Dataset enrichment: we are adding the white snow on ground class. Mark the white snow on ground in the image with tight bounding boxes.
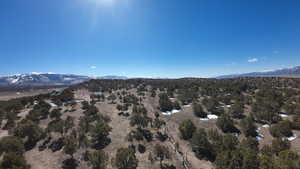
[162,109,181,116]
[200,114,219,121]
[232,132,240,137]
[200,118,209,121]
[207,114,218,119]
[256,135,265,140]
[279,114,288,118]
[287,134,297,141]
[262,124,270,128]
[172,109,180,114]
[220,105,232,108]
[49,103,57,107]
[256,127,261,133]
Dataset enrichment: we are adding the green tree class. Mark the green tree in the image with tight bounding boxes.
[154,144,171,167]
[271,138,290,155]
[275,150,300,169]
[269,120,293,138]
[193,102,207,118]
[240,137,259,153]
[240,117,257,137]
[14,119,44,150]
[91,120,112,147]
[159,93,173,112]
[0,152,30,169]
[115,147,138,169]
[0,136,24,155]
[88,150,109,169]
[191,128,215,161]
[178,120,196,140]
[63,134,77,158]
[229,102,244,119]
[216,113,238,133]
[50,109,62,119]
[259,155,276,169]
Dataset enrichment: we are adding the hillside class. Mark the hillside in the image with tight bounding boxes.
[0,73,128,86]
[216,66,300,78]
[1,77,300,169]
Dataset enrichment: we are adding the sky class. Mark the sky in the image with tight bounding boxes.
[0,0,300,78]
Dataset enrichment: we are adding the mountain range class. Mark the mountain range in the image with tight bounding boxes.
[216,66,300,78]
[0,73,127,86]
[1,66,300,86]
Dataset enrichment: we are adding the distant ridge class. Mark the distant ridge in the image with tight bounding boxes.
[216,66,300,78]
[99,75,128,80]
[0,73,128,86]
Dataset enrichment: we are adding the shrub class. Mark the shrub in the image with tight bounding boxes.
[179,120,196,140]
[193,103,207,118]
[240,117,257,137]
[216,114,238,133]
[0,136,24,155]
[269,120,293,138]
[115,147,138,169]
[88,150,108,169]
[191,128,215,161]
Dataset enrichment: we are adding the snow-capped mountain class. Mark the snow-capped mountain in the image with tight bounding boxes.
[0,73,91,86]
[216,66,300,78]
[0,73,129,86]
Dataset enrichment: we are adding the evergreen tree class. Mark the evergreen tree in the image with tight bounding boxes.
[178,120,196,140]
[115,147,138,169]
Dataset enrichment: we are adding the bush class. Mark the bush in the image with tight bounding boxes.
[0,136,24,155]
[193,103,207,118]
[291,115,300,130]
[88,150,108,169]
[0,152,30,169]
[154,144,171,166]
[138,144,146,154]
[91,120,112,149]
[216,114,238,133]
[271,138,290,155]
[229,102,244,119]
[191,128,215,161]
[240,117,257,137]
[115,147,138,169]
[269,120,293,138]
[14,119,44,150]
[159,93,173,112]
[179,120,196,140]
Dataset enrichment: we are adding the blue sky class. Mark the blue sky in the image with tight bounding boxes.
[0,0,300,78]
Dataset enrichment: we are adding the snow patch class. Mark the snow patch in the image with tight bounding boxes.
[256,135,265,140]
[200,114,219,121]
[49,103,57,107]
[207,114,219,119]
[200,118,209,121]
[279,114,288,118]
[162,109,181,116]
[287,134,297,141]
[262,124,270,128]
